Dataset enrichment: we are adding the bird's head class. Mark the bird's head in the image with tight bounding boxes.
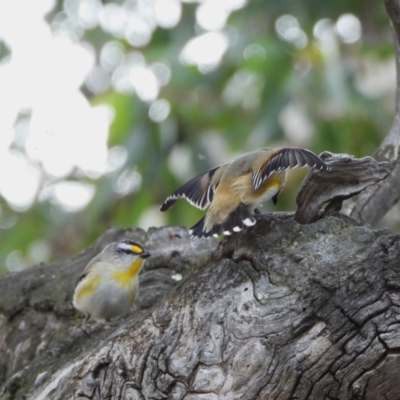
[113,239,151,263]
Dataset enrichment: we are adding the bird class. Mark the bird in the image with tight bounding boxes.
[73,239,151,334]
[160,147,330,239]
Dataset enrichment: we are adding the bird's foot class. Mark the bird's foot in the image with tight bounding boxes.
[104,321,119,330]
[82,317,92,336]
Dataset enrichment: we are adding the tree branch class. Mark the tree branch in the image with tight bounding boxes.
[344,0,400,225]
[296,152,391,224]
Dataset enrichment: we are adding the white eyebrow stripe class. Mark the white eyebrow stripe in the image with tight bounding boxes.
[118,242,133,251]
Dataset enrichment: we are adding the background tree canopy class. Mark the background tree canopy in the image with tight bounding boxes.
[0,0,394,274]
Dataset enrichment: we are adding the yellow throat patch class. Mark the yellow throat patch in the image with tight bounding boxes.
[112,258,143,288]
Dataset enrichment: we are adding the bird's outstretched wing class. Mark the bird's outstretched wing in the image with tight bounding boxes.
[160,165,222,211]
[252,148,330,190]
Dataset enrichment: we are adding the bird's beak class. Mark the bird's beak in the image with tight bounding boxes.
[140,251,151,259]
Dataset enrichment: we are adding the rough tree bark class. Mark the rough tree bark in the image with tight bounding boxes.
[1,154,399,400]
[0,226,218,399]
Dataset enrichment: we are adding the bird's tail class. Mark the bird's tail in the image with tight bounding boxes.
[189,203,256,239]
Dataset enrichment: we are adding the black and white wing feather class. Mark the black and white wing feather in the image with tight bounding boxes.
[252,148,330,190]
[160,165,221,211]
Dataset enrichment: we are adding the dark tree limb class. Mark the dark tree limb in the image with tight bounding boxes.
[296,152,391,224]
[344,0,400,225]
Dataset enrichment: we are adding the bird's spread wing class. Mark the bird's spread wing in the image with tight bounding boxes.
[252,148,330,190]
[160,165,222,211]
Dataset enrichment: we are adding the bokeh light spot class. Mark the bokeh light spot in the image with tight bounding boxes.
[243,44,266,61]
[100,41,125,72]
[167,144,195,182]
[222,70,263,110]
[6,251,27,272]
[313,19,334,41]
[180,32,229,71]
[114,168,142,195]
[0,209,17,230]
[129,66,159,102]
[138,205,166,231]
[222,0,247,11]
[99,3,126,37]
[78,0,102,29]
[52,181,95,212]
[149,99,171,123]
[150,62,171,86]
[279,102,314,145]
[196,3,228,31]
[124,13,153,47]
[336,14,362,44]
[105,146,128,174]
[28,240,51,264]
[0,151,41,211]
[275,14,308,49]
[154,0,182,29]
[86,65,111,94]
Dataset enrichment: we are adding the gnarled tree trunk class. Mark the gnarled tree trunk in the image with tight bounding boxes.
[343,0,400,224]
[0,154,399,400]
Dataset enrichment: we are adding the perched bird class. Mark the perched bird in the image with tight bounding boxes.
[73,239,151,334]
[160,147,330,238]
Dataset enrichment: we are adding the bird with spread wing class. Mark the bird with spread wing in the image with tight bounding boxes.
[160,147,330,239]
